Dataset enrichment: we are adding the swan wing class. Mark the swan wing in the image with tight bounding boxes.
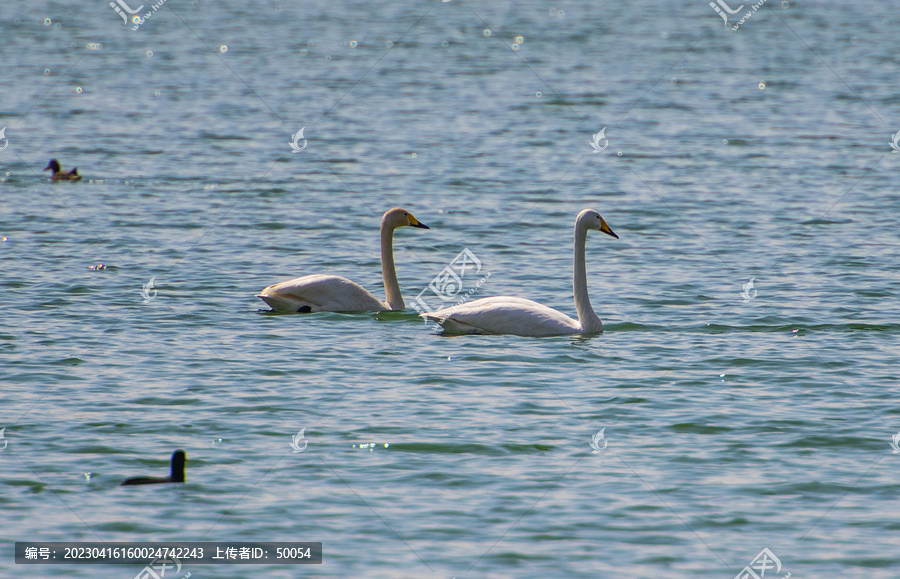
[423,296,582,336]
[257,274,386,312]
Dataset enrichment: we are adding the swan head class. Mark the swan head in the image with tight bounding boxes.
[577,209,618,239]
[382,207,430,230]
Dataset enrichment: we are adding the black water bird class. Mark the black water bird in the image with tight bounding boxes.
[121,450,186,486]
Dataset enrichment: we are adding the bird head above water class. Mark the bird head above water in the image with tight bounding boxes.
[382,207,429,230]
[43,158,81,181]
[577,208,618,239]
[121,450,186,486]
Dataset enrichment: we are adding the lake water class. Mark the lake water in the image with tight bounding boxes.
[2,0,899,577]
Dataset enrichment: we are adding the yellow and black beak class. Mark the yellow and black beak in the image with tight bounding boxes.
[600,219,618,239]
[409,214,430,229]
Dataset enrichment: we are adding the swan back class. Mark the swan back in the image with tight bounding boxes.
[257,274,385,312]
[423,297,581,336]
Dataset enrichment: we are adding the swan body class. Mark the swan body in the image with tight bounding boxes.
[256,274,385,312]
[428,297,583,336]
[423,209,617,336]
[257,208,429,312]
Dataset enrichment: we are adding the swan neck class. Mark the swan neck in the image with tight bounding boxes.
[573,224,602,332]
[381,220,404,310]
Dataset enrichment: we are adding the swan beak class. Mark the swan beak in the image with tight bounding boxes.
[600,219,618,239]
[408,214,430,229]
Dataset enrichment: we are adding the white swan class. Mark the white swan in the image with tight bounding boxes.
[422,209,618,336]
[257,208,429,312]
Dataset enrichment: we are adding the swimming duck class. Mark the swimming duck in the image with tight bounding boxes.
[43,159,82,181]
[121,450,186,486]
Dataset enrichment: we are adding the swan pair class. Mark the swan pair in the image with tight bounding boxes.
[257,208,618,337]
